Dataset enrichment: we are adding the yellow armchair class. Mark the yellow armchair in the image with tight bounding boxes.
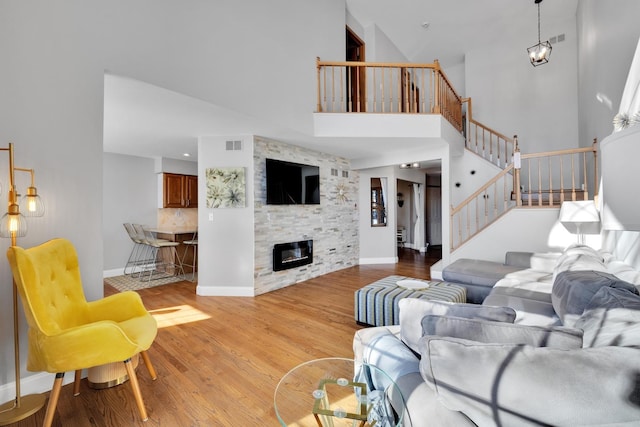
[6,238,158,426]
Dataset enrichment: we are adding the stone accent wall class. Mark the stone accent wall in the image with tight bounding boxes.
[253,137,359,295]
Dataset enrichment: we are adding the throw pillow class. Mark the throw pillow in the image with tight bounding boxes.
[421,315,583,350]
[575,286,640,347]
[419,336,640,426]
[398,298,516,353]
[551,244,606,284]
[552,270,639,327]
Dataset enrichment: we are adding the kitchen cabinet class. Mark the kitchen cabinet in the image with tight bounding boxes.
[163,173,198,208]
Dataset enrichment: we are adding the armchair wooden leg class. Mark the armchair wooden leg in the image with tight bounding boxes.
[43,373,64,427]
[73,370,82,396]
[140,350,157,380]
[124,358,148,421]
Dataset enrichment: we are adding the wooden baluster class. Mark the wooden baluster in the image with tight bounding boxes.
[329,66,334,112]
[372,68,377,113]
[420,69,424,113]
[537,158,542,206]
[380,67,385,113]
[582,151,588,200]
[560,157,565,204]
[316,58,323,112]
[571,154,576,201]
[548,156,553,206]
[493,183,497,219]
[341,66,347,113]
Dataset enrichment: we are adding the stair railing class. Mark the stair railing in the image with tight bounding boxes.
[451,138,599,250]
[450,164,516,250]
[462,97,516,168]
[514,138,599,207]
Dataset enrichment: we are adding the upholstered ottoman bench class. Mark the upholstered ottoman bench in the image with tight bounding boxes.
[354,275,466,326]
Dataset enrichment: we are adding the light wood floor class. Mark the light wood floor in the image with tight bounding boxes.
[11,247,441,427]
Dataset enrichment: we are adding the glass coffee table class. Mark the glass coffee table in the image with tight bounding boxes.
[274,357,405,426]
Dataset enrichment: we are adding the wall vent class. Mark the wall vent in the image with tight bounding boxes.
[226,140,242,151]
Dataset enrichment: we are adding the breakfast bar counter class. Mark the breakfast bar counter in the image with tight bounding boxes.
[148,227,197,276]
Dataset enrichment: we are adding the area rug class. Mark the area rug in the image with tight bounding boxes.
[104,273,187,292]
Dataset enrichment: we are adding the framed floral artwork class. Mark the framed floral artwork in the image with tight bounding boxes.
[206,167,246,208]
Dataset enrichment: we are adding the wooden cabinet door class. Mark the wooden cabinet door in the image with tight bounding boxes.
[164,173,184,208]
[184,175,198,208]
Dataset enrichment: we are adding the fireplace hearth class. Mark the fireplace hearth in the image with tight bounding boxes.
[273,240,313,271]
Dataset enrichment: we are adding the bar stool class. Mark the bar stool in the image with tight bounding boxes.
[140,227,184,281]
[123,223,145,276]
[181,231,198,282]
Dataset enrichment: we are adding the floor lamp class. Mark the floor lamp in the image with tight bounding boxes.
[0,142,46,425]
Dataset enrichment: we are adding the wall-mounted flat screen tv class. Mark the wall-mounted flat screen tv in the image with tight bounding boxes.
[266,158,320,205]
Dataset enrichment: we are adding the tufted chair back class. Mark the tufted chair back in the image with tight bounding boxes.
[9,238,90,337]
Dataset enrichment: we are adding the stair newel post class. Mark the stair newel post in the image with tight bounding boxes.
[433,60,441,114]
[316,57,322,113]
[513,136,522,207]
[592,137,599,206]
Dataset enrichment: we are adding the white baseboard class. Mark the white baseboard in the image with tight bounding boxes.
[196,285,254,297]
[359,257,398,265]
[0,371,79,404]
[103,268,125,278]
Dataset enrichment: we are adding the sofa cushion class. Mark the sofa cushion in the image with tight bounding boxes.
[504,251,560,272]
[551,244,606,284]
[575,286,640,347]
[398,298,516,353]
[442,258,523,287]
[552,270,639,327]
[483,285,559,327]
[418,337,640,426]
[391,373,476,427]
[421,315,583,350]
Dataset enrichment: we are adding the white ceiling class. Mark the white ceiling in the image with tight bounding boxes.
[103,1,578,163]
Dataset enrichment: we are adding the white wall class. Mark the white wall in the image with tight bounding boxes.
[449,150,504,207]
[0,0,346,394]
[103,153,158,273]
[359,166,397,263]
[196,136,255,296]
[465,15,579,154]
[577,0,640,147]
[447,208,573,264]
[154,157,198,175]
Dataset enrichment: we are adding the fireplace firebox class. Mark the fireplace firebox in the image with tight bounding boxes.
[273,240,313,271]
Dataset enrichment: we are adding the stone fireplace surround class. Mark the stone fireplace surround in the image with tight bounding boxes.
[253,137,359,295]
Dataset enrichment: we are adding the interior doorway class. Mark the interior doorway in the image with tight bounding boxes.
[346,26,366,112]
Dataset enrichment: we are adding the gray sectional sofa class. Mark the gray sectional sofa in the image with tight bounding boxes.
[353,244,640,426]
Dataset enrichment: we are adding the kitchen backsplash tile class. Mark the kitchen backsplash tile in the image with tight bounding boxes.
[158,208,197,228]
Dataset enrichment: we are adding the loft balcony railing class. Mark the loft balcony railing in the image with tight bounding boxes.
[316,58,463,132]
[450,138,599,250]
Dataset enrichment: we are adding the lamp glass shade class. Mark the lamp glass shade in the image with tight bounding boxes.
[528,41,552,66]
[0,211,27,238]
[559,200,601,236]
[20,190,45,217]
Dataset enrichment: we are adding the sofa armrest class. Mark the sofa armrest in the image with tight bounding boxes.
[353,325,400,363]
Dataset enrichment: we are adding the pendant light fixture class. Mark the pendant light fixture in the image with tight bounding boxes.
[527,0,552,67]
